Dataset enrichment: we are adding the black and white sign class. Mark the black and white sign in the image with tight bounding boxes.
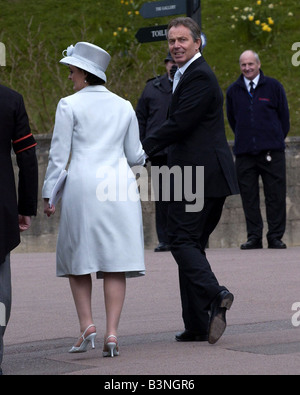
[139,0,186,19]
[135,25,168,43]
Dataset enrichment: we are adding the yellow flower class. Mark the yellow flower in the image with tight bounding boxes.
[248,15,254,21]
[135,11,139,15]
[128,11,132,15]
[262,24,272,32]
[268,17,274,25]
[123,27,128,33]
[118,27,122,31]
[257,0,261,5]
[255,20,260,25]
[113,32,118,36]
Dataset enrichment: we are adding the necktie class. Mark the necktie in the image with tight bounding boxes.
[172,69,181,93]
[249,80,254,96]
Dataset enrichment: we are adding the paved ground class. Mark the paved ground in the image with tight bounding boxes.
[2,247,300,376]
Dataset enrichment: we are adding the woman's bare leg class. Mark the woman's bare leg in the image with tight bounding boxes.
[69,274,95,336]
[103,272,126,338]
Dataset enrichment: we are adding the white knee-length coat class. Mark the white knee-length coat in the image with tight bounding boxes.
[42,85,146,278]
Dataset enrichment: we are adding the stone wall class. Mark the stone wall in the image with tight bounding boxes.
[14,135,300,253]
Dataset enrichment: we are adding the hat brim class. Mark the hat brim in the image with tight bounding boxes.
[59,56,107,82]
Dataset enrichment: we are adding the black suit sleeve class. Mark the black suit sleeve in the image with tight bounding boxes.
[135,89,148,142]
[142,66,215,157]
[12,94,38,216]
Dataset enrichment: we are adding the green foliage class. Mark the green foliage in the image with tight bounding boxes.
[106,0,143,55]
[200,0,300,138]
[230,1,277,46]
[0,0,299,138]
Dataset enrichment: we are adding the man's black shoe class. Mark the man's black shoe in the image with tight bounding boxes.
[208,290,234,344]
[154,242,170,252]
[240,239,262,250]
[268,239,286,249]
[175,330,208,342]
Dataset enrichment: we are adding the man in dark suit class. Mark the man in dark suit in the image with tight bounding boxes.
[142,17,239,344]
[0,84,38,374]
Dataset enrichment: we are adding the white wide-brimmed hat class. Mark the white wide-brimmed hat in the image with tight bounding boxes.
[60,42,111,82]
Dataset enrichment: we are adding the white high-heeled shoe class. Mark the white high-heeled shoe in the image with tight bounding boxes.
[102,335,119,357]
[69,324,97,353]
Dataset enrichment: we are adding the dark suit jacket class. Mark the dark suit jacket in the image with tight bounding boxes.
[0,84,38,264]
[136,73,172,157]
[142,56,239,198]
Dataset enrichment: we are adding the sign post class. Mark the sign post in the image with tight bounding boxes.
[186,0,201,28]
[136,0,203,44]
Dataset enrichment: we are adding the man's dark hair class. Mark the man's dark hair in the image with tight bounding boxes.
[167,17,201,42]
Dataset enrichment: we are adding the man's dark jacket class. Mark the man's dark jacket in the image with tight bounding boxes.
[136,73,172,157]
[226,70,290,155]
[0,84,38,264]
[142,56,239,198]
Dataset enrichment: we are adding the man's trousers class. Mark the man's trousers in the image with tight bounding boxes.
[0,254,12,367]
[236,151,286,243]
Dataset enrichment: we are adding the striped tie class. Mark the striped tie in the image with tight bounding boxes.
[249,80,254,96]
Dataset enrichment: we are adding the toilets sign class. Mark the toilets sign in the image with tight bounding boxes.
[135,24,168,43]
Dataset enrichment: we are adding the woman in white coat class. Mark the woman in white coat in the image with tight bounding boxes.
[43,42,146,357]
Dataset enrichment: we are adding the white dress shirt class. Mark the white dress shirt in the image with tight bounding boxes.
[172,52,202,93]
[244,73,260,92]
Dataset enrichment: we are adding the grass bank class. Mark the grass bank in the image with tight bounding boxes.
[0,0,299,138]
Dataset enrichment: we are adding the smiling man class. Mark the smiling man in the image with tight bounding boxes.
[142,17,239,345]
[226,50,290,250]
[239,50,261,81]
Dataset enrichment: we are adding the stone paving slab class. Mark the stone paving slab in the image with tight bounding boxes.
[2,247,300,375]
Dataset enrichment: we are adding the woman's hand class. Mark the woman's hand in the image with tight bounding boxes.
[44,198,56,217]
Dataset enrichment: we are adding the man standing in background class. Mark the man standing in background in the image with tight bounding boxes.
[136,53,177,252]
[226,50,290,250]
